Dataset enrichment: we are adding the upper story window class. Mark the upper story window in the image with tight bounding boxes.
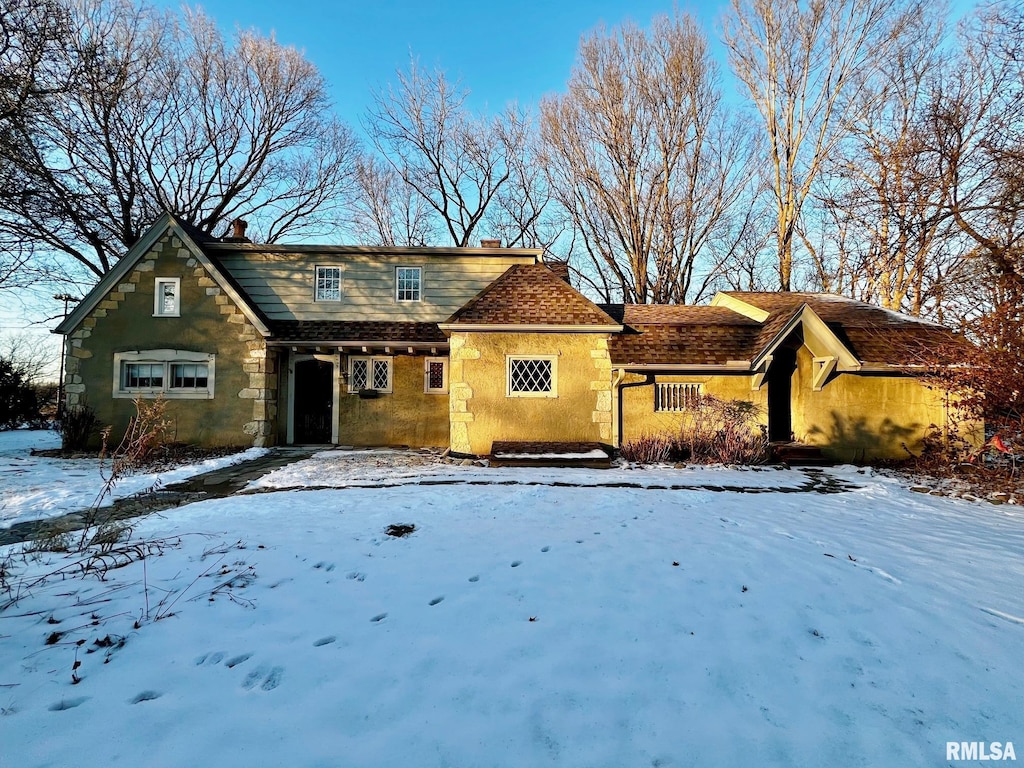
[154,277,180,317]
[507,355,557,398]
[395,267,422,302]
[316,266,342,301]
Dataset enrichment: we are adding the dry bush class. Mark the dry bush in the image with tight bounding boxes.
[678,396,768,465]
[60,402,98,451]
[620,433,680,464]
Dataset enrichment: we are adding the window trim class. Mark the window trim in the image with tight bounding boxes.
[506,355,558,398]
[153,277,181,317]
[395,266,422,302]
[315,265,343,302]
[113,350,216,399]
[347,355,393,394]
[424,357,449,394]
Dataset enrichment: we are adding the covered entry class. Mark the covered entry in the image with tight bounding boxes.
[292,356,335,444]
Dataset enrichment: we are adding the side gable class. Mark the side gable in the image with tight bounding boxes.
[55,213,270,337]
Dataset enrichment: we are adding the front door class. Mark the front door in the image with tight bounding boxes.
[294,359,333,443]
[767,347,797,442]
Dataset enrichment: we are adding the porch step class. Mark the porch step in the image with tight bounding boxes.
[489,441,612,469]
[770,441,833,466]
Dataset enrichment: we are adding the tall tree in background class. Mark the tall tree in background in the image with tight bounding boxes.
[365,60,548,249]
[811,3,960,315]
[723,0,915,291]
[0,0,359,286]
[349,153,436,247]
[542,12,758,304]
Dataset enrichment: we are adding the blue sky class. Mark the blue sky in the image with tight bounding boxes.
[154,0,729,126]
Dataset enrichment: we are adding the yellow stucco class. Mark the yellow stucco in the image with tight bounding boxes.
[448,331,613,455]
[334,354,449,447]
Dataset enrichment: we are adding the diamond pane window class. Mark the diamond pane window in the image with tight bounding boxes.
[171,362,209,389]
[316,266,341,301]
[350,358,368,390]
[395,267,421,302]
[348,356,392,393]
[507,356,556,397]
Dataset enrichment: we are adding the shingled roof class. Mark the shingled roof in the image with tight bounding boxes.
[443,264,620,328]
[600,294,966,369]
[268,321,447,345]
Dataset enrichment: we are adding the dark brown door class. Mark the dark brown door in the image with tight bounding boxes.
[767,347,797,442]
[294,359,333,443]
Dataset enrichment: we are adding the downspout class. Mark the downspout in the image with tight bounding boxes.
[614,369,655,450]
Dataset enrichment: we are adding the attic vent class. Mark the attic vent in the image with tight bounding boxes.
[479,239,501,248]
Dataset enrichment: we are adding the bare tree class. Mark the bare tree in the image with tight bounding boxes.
[810,3,962,315]
[364,58,547,248]
[349,153,436,247]
[0,0,359,284]
[542,12,759,304]
[723,0,916,290]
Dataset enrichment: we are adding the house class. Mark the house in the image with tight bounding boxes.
[55,214,979,462]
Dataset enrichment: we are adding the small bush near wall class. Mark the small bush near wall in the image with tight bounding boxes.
[620,433,681,464]
[680,396,768,465]
[60,402,99,451]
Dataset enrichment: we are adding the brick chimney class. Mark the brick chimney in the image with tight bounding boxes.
[231,218,249,240]
[479,238,501,248]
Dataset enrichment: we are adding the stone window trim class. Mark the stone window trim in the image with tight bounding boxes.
[506,355,558,398]
[395,266,422,302]
[424,357,449,394]
[113,349,216,399]
[153,277,180,317]
[347,355,393,394]
[315,265,342,302]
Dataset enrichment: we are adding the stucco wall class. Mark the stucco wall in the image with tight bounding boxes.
[619,373,766,446]
[791,346,978,462]
[448,332,613,455]
[335,354,449,447]
[64,232,278,448]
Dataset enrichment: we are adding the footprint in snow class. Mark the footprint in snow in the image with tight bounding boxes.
[130,690,162,704]
[194,651,225,666]
[541,546,550,553]
[468,575,479,583]
[225,653,252,668]
[370,613,388,623]
[313,561,335,572]
[313,636,336,647]
[48,697,88,711]
[429,596,444,606]
[511,560,522,568]
[346,571,366,582]
[242,665,284,691]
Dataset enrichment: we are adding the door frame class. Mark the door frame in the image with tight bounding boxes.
[766,346,798,443]
[287,352,340,444]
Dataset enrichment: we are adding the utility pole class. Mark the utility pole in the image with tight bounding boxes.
[53,293,76,422]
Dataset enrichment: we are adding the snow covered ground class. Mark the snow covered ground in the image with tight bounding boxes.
[1,444,1022,768]
[0,429,267,528]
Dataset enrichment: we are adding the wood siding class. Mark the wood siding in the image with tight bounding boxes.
[214,251,537,321]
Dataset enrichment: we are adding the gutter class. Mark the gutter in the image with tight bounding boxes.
[614,369,655,449]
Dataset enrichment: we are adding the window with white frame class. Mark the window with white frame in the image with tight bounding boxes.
[507,355,557,398]
[654,382,702,412]
[153,277,180,317]
[113,350,215,399]
[315,266,342,301]
[395,267,422,302]
[348,356,392,393]
[424,357,448,394]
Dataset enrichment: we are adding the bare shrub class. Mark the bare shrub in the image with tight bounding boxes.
[678,396,768,464]
[59,401,98,450]
[620,433,681,464]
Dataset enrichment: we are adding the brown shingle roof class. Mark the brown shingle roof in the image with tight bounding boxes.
[445,264,619,326]
[603,304,761,365]
[269,320,446,344]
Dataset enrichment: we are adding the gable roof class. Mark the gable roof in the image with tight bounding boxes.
[54,212,271,337]
[440,264,622,331]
